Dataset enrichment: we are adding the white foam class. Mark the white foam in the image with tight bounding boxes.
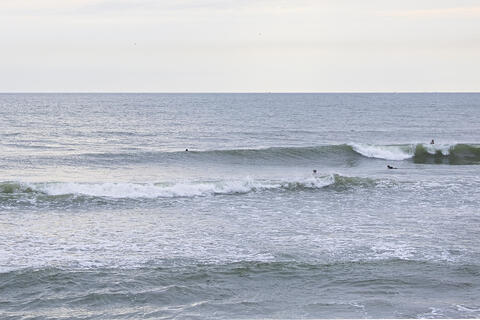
[349,143,413,160]
[421,143,452,155]
[28,176,338,199]
[296,175,336,188]
[31,181,264,198]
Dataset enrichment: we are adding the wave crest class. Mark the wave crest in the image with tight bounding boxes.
[0,174,375,202]
[349,143,413,161]
[348,143,480,164]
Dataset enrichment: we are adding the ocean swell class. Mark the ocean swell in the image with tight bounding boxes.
[73,143,480,165]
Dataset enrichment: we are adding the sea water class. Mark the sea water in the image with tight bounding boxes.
[1,93,479,319]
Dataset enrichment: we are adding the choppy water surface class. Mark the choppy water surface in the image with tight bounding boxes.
[1,93,479,319]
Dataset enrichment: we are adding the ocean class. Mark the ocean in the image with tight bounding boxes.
[1,93,479,319]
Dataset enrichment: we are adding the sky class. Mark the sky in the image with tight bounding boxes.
[1,0,479,92]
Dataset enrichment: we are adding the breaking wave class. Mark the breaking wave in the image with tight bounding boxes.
[412,144,480,164]
[350,143,480,164]
[0,174,376,203]
[349,143,413,161]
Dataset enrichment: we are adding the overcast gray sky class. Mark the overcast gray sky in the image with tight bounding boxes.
[1,0,479,92]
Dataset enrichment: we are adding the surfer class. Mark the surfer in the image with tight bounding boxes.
[387,165,397,169]
[430,139,434,144]
[185,148,189,151]
[312,169,318,176]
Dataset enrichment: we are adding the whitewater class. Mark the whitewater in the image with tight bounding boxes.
[1,93,479,319]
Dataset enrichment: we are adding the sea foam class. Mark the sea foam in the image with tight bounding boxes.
[349,143,413,160]
[12,174,362,199]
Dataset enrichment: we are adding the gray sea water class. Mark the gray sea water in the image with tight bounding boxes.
[1,93,480,319]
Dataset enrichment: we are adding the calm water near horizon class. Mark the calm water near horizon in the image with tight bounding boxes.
[1,93,480,319]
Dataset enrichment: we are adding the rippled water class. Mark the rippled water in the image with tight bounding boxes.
[1,93,479,319]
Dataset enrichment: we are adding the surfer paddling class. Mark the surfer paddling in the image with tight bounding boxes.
[387,165,397,169]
